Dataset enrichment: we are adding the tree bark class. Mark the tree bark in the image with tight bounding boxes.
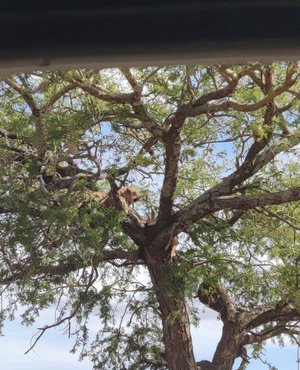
[146,252,197,370]
[211,322,244,370]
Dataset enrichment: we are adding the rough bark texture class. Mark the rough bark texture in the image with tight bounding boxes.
[211,323,244,370]
[145,249,197,370]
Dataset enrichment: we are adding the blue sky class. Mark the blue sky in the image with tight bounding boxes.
[1,307,298,370]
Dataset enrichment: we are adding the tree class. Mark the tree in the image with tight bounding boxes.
[0,63,299,370]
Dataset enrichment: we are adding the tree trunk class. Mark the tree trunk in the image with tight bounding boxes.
[211,322,244,370]
[146,255,197,370]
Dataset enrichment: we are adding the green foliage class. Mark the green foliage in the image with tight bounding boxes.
[0,64,299,370]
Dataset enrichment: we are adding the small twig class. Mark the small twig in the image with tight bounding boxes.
[24,301,81,354]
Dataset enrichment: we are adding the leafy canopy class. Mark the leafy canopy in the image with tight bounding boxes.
[0,64,299,370]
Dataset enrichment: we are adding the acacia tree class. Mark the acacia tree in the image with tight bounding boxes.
[0,63,299,370]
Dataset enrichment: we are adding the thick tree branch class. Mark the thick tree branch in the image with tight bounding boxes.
[4,77,45,154]
[178,110,274,215]
[192,85,300,213]
[197,283,239,322]
[173,127,300,232]
[243,302,300,330]
[0,248,141,286]
[226,210,245,227]
[176,186,300,231]
[121,68,141,92]
[3,78,39,115]
[71,77,134,104]
[75,75,163,139]
[122,68,164,139]
[197,283,299,370]
[0,205,13,214]
[189,64,297,117]
[245,324,299,345]
[154,66,257,226]
[192,67,239,108]
[40,82,77,112]
[157,131,181,225]
[213,187,300,211]
[187,87,277,216]
[0,129,32,145]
